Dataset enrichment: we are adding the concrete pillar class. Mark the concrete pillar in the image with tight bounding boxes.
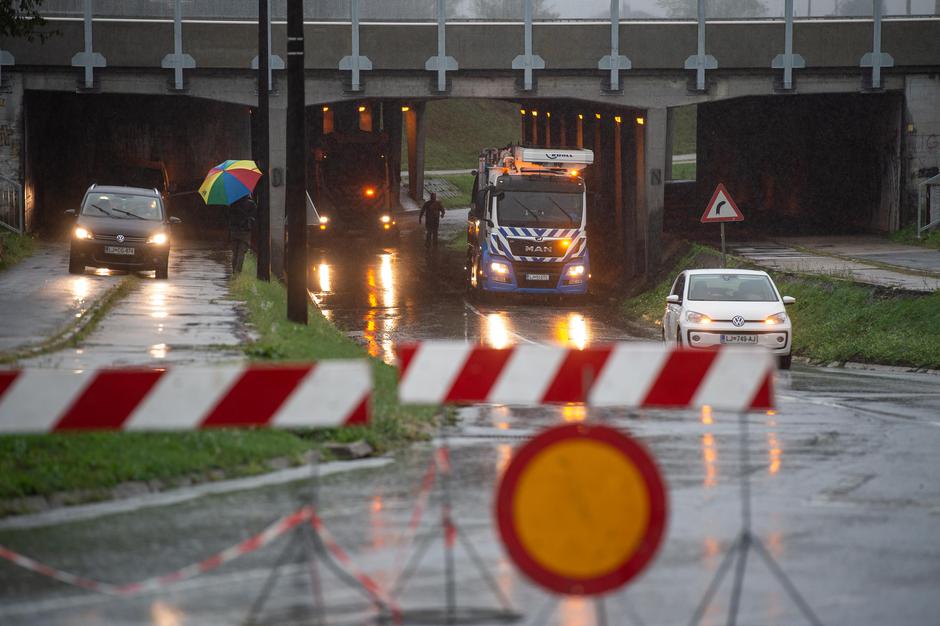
[530,111,538,145]
[576,114,584,148]
[904,76,940,225]
[664,108,675,181]
[386,101,403,210]
[269,103,287,278]
[613,116,623,253]
[406,101,426,202]
[558,113,568,148]
[544,112,552,146]
[520,106,528,143]
[639,108,667,276]
[0,72,25,231]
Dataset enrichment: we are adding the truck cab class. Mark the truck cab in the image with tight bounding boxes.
[467,146,593,297]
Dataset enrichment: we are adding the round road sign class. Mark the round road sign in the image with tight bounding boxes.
[496,423,667,595]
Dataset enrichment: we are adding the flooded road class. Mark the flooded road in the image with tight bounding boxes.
[2,221,939,625]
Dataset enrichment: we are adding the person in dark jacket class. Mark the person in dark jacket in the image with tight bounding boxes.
[229,194,257,273]
[418,193,445,249]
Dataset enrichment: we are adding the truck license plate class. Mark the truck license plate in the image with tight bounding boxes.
[104,246,135,256]
[526,273,550,281]
[720,334,758,344]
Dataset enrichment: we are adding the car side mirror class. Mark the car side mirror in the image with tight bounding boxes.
[64,209,76,216]
[782,296,796,305]
[169,216,182,225]
[666,294,680,304]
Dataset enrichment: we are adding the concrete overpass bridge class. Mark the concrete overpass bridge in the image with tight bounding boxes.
[1,0,938,276]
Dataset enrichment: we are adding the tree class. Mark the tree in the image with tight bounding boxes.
[462,0,559,20]
[1,0,53,42]
[657,0,768,19]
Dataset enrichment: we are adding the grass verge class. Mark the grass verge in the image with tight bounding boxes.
[439,174,475,209]
[0,232,35,271]
[889,223,940,250]
[623,243,940,369]
[0,257,436,506]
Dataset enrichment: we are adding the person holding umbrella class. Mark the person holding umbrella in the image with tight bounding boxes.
[198,160,262,274]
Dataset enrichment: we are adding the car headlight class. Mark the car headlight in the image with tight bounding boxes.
[147,232,168,245]
[490,261,510,275]
[566,264,585,277]
[686,311,712,324]
[74,227,93,240]
[380,215,391,224]
[764,312,787,325]
[319,216,329,224]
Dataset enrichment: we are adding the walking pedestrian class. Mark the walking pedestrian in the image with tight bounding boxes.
[229,194,257,274]
[419,192,445,249]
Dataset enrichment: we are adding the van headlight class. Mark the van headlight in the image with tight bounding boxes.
[147,232,168,245]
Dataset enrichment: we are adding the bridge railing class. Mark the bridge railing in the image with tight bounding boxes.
[35,0,940,21]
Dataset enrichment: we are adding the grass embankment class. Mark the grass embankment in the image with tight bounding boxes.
[889,223,940,250]
[407,100,523,170]
[0,232,35,271]
[0,257,436,508]
[439,174,475,209]
[624,243,940,369]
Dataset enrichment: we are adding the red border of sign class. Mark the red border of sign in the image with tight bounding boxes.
[495,423,668,596]
[701,183,744,223]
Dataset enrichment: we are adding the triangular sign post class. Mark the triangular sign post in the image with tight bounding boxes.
[701,183,744,223]
[701,184,743,267]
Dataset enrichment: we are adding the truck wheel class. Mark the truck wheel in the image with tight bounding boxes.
[155,259,169,280]
[68,254,84,275]
[778,355,792,370]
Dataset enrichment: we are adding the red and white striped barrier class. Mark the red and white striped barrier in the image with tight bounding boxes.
[0,361,371,433]
[398,343,775,411]
[0,507,312,596]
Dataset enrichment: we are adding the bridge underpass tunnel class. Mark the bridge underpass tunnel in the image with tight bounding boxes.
[24,91,251,239]
[668,93,903,238]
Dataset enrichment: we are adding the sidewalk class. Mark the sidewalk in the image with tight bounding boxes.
[0,243,114,354]
[730,236,940,292]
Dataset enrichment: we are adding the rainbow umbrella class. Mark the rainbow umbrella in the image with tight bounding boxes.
[198,160,262,206]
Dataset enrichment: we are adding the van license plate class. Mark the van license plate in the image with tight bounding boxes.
[720,334,758,344]
[526,273,550,281]
[104,246,135,256]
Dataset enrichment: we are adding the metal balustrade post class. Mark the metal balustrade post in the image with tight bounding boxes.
[861,0,894,89]
[598,0,631,92]
[161,0,196,90]
[512,0,545,91]
[339,0,373,92]
[426,0,458,93]
[683,0,717,92]
[251,0,285,90]
[772,0,806,90]
[71,0,106,89]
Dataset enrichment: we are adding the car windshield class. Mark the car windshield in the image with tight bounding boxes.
[496,191,582,228]
[687,274,778,302]
[81,192,163,221]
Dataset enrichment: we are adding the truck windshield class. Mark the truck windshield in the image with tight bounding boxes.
[496,191,582,228]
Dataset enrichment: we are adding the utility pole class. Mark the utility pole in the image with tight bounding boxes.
[256,0,271,281]
[285,0,307,323]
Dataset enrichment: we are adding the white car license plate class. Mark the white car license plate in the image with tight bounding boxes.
[720,334,758,344]
[526,273,550,281]
[104,246,135,256]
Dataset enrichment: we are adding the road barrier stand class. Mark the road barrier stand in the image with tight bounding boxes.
[399,342,824,626]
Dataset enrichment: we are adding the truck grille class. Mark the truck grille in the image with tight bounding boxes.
[512,261,561,288]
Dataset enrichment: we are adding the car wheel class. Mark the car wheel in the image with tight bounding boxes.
[68,253,84,275]
[155,259,169,280]
[778,354,792,370]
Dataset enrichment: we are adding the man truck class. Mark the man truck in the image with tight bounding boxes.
[466,145,593,298]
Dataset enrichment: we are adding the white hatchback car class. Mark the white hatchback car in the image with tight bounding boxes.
[662,269,795,369]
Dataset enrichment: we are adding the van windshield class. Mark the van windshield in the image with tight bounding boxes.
[495,191,582,228]
[81,193,164,221]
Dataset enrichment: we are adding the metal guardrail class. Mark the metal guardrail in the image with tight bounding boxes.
[0,177,24,235]
[917,173,940,238]
[34,0,940,22]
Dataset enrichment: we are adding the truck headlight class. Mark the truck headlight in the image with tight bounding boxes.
[147,232,168,245]
[74,227,93,240]
[686,311,712,324]
[490,262,510,275]
[566,264,585,277]
[319,216,329,224]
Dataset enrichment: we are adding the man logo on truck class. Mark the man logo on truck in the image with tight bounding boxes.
[525,244,554,254]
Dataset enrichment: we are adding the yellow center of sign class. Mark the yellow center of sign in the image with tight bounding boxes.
[512,439,651,579]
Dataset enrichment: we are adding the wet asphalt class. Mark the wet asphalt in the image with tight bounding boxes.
[1,218,939,625]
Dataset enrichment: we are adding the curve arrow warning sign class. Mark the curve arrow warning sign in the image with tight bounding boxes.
[701,183,744,223]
